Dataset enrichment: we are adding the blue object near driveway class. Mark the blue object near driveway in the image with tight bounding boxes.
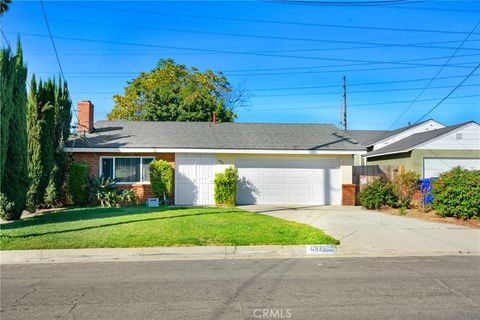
[418,178,437,205]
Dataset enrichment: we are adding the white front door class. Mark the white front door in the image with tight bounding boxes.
[423,157,480,178]
[236,157,342,205]
[175,155,216,205]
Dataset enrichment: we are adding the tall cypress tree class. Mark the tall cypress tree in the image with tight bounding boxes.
[44,78,72,206]
[26,75,44,210]
[27,74,72,209]
[1,40,28,219]
[0,48,14,186]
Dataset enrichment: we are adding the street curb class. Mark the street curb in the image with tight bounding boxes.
[1,246,479,264]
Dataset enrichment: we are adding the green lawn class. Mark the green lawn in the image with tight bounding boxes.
[0,206,338,250]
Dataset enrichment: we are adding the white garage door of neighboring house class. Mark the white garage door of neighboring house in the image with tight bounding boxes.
[175,156,216,205]
[236,158,341,205]
[423,157,480,178]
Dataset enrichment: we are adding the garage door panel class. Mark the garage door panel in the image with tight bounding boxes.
[424,157,480,178]
[236,157,341,205]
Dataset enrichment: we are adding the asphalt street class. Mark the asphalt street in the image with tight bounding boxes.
[1,256,479,320]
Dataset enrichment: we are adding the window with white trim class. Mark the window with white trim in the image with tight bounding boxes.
[100,157,155,183]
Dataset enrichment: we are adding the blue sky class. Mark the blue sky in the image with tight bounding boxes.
[2,0,479,129]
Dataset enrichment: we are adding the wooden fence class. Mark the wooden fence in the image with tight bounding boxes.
[352,165,400,204]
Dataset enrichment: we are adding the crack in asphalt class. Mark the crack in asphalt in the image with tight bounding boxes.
[435,278,479,307]
[68,291,86,320]
[209,260,285,320]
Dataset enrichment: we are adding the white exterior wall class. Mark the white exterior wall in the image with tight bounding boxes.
[417,123,480,150]
[175,152,355,205]
[373,120,445,150]
[216,153,353,184]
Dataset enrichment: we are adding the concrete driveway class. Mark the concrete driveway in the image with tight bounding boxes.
[241,205,480,255]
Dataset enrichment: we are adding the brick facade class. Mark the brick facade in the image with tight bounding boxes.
[342,184,356,206]
[71,152,175,203]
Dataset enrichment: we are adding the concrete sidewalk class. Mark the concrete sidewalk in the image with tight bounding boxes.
[2,244,478,265]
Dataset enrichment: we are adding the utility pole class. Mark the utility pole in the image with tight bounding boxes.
[339,97,343,129]
[342,75,347,130]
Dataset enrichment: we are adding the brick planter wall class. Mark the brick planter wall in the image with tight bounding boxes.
[71,152,175,203]
[342,184,356,206]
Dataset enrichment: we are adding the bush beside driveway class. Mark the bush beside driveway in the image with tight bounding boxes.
[0,206,338,250]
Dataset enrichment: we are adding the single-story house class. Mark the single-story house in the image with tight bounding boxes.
[347,120,480,178]
[65,101,366,205]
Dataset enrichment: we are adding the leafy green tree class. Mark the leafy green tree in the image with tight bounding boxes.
[0,40,28,219]
[108,59,243,122]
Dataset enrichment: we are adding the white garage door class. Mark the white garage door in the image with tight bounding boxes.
[236,158,341,205]
[175,155,216,205]
[423,157,480,178]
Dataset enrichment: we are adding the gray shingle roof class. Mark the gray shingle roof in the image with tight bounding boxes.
[348,119,438,147]
[66,121,365,151]
[345,130,387,145]
[366,121,475,157]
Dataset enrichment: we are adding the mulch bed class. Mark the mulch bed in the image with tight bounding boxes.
[380,207,480,229]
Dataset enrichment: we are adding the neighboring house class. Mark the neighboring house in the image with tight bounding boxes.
[65,101,365,206]
[347,121,480,178]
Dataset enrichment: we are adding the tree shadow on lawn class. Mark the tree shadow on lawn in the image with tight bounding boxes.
[0,205,216,231]
[1,209,238,239]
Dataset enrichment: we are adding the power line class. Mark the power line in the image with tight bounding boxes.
[0,28,13,51]
[272,0,425,6]
[67,82,479,97]
[414,63,480,124]
[387,21,480,129]
[52,2,480,35]
[1,29,31,90]
[37,64,475,79]
[32,54,478,76]
[36,74,474,92]
[252,83,478,98]
[39,0,78,126]
[243,94,480,112]
[8,14,480,51]
[250,74,471,91]
[9,31,480,68]
[39,0,66,83]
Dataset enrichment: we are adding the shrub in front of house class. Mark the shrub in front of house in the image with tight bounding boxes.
[214,167,238,207]
[359,178,397,210]
[87,176,117,207]
[68,162,89,205]
[120,188,138,206]
[86,176,138,208]
[431,167,480,219]
[149,160,173,204]
[392,171,420,208]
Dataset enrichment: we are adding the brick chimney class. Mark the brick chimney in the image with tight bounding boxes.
[77,100,94,133]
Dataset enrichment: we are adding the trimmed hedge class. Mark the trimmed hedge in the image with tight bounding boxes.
[149,160,173,203]
[68,162,89,205]
[214,167,238,207]
[432,167,480,219]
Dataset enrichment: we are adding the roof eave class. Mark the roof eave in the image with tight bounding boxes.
[65,147,367,155]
